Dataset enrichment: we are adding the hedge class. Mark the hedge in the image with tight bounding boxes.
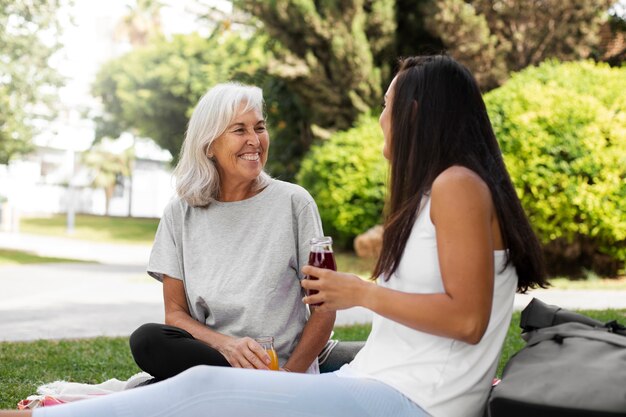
[296,116,387,248]
[297,61,626,275]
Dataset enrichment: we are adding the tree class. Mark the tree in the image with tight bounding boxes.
[234,0,396,136]
[417,0,618,89]
[114,0,163,47]
[0,0,64,164]
[235,0,618,132]
[92,32,270,162]
[110,0,164,216]
[82,144,131,216]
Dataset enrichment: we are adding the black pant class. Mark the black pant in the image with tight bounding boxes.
[130,323,364,380]
[129,323,230,382]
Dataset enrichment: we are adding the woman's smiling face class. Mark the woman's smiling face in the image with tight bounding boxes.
[210,103,269,189]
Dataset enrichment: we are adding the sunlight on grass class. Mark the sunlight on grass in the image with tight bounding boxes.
[548,276,626,290]
[20,214,159,245]
[0,249,89,265]
[335,251,376,278]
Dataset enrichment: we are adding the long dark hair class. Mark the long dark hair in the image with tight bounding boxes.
[372,55,547,293]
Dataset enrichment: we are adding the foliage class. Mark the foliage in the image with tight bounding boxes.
[92,30,307,180]
[234,0,617,138]
[0,0,64,164]
[92,32,244,162]
[297,116,387,248]
[94,1,619,180]
[417,0,618,89]
[485,60,626,275]
[234,0,395,134]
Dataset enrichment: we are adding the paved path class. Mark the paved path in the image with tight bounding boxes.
[1,231,625,342]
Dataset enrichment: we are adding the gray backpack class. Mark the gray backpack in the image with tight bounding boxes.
[487,298,626,417]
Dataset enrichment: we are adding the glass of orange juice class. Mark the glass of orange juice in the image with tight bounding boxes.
[255,336,279,370]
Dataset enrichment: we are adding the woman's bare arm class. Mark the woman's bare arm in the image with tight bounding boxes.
[282,308,335,372]
[303,167,499,344]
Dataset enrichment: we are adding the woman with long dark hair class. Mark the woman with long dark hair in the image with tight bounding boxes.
[2,55,546,417]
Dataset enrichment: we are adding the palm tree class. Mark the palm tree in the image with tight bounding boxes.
[114,0,164,47]
[110,0,163,215]
[82,148,130,216]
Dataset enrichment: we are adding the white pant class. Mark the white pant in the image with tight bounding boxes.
[34,365,428,417]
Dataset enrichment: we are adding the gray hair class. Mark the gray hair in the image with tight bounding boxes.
[173,82,271,206]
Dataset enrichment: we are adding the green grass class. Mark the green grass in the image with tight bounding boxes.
[20,214,159,245]
[2,309,625,409]
[0,249,90,265]
[335,250,377,278]
[548,276,626,290]
[0,338,140,409]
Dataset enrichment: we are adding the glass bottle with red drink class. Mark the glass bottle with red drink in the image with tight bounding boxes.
[306,236,337,306]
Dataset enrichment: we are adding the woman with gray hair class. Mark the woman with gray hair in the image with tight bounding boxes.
[128,82,335,381]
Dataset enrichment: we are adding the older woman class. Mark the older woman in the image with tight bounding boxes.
[129,83,335,381]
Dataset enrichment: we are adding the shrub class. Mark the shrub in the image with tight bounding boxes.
[297,116,387,248]
[298,61,626,275]
[485,60,626,276]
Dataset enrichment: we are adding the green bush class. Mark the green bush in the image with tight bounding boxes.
[297,116,387,248]
[298,60,626,274]
[485,60,626,275]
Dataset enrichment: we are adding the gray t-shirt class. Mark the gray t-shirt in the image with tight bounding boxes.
[147,179,324,367]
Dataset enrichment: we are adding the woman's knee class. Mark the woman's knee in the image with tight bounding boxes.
[130,323,162,351]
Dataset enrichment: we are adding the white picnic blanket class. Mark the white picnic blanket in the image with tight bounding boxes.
[18,372,152,409]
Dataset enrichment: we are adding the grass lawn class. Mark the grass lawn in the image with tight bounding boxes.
[1,309,625,409]
[547,276,626,290]
[20,214,159,245]
[0,249,90,265]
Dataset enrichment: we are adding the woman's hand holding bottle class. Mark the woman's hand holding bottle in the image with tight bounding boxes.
[301,266,373,312]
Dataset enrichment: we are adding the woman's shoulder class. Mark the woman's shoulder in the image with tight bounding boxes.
[161,196,192,218]
[270,179,315,202]
[432,166,489,194]
[430,166,492,215]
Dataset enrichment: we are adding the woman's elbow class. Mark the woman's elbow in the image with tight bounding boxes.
[457,318,489,345]
[164,310,187,327]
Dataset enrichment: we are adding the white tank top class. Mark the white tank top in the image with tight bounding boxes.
[336,196,518,417]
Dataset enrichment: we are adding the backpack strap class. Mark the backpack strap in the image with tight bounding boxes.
[606,320,626,336]
[526,322,626,348]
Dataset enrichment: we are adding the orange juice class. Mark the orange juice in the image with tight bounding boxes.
[266,348,279,371]
[255,336,279,371]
